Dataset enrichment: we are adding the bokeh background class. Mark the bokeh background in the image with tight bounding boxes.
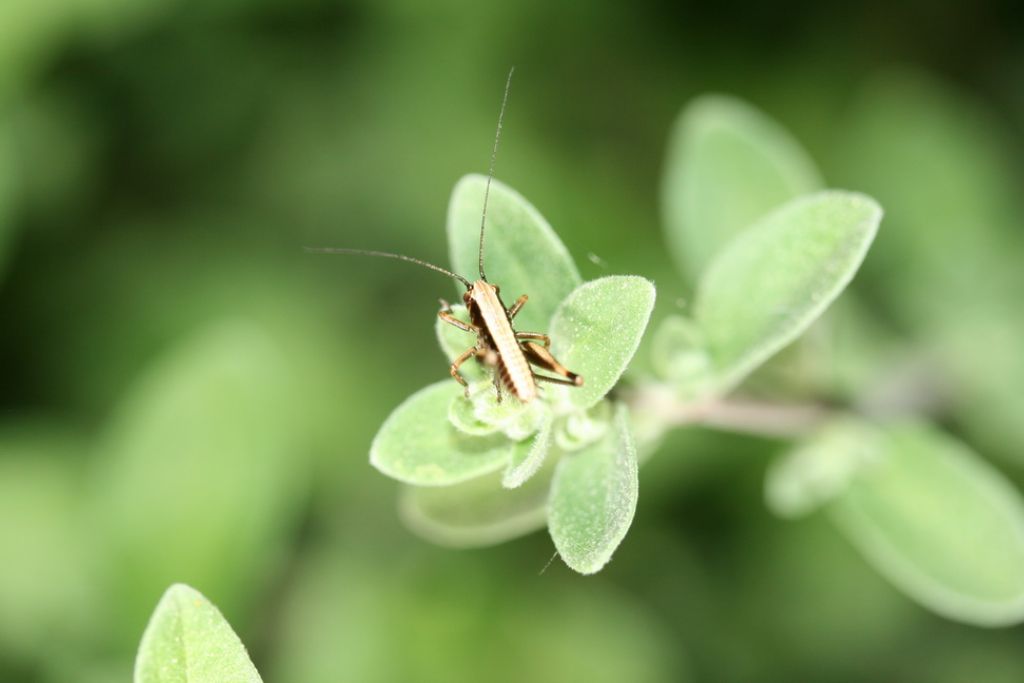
[2,1,1023,681]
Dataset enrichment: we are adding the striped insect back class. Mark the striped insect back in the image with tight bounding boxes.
[308,67,583,403]
[467,281,537,403]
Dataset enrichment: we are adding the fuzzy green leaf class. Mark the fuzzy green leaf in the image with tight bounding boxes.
[549,276,656,410]
[400,457,555,547]
[662,94,822,279]
[447,174,581,333]
[448,378,548,441]
[548,405,638,574]
[93,321,306,634]
[830,423,1024,626]
[134,584,262,683]
[503,416,553,488]
[695,191,881,395]
[371,381,513,486]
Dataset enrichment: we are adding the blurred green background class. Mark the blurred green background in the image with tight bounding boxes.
[2,1,1023,681]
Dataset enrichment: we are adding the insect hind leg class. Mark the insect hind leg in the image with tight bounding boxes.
[521,341,583,387]
[515,331,550,348]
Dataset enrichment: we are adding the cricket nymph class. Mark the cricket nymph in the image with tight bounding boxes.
[438,280,583,404]
[308,67,583,403]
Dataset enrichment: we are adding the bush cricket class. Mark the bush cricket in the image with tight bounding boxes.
[308,68,583,403]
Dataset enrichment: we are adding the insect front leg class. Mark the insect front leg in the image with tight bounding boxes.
[438,299,477,334]
[506,294,528,320]
[515,331,550,348]
[521,341,583,387]
[450,346,478,397]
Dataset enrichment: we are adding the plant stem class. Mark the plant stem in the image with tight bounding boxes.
[624,383,832,438]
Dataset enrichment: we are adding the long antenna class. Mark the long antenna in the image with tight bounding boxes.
[478,66,515,282]
[305,247,472,288]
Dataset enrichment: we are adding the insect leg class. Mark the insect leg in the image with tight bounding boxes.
[521,341,583,387]
[533,373,581,386]
[438,300,477,334]
[450,346,478,397]
[506,294,528,319]
[515,331,550,348]
[492,369,503,404]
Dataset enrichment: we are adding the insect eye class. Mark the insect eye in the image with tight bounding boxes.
[493,284,501,294]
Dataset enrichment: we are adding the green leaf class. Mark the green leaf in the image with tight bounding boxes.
[695,191,881,395]
[400,457,555,547]
[838,70,1018,323]
[549,276,656,410]
[371,381,513,486]
[503,416,553,488]
[271,549,681,683]
[447,385,500,436]
[839,70,1024,463]
[449,378,548,441]
[662,94,822,279]
[93,321,307,635]
[447,174,581,332]
[134,583,262,683]
[0,428,92,655]
[650,314,715,400]
[829,423,1024,626]
[766,419,883,519]
[553,401,612,453]
[548,405,638,574]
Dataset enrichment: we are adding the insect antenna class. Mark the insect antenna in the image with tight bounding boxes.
[478,66,515,282]
[305,247,472,288]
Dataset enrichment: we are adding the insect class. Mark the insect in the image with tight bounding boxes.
[308,68,582,404]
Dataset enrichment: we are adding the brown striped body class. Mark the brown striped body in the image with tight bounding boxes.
[465,280,538,403]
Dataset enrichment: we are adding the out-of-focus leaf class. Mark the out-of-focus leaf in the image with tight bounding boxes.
[371,381,512,486]
[838,70,1019,323]
[650,314,715,400]
[0,428,92,655]
[829,422,1024,626]
[134,584,262,683]
[92,321,307,635]
[766,420,883,519]
[695,191,881,395]
[548,405,638,574]
[840,70,1024,463]
[548,276,655,411]
[271,550,682,683]
[503,416,553,489]
[400,456,555,548]
[447,174,581,333]
[662,94,822,279]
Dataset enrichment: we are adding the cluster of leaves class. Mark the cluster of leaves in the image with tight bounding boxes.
[372,175,655,574]
[368,93,1024,629]
[663,95,1024,628]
